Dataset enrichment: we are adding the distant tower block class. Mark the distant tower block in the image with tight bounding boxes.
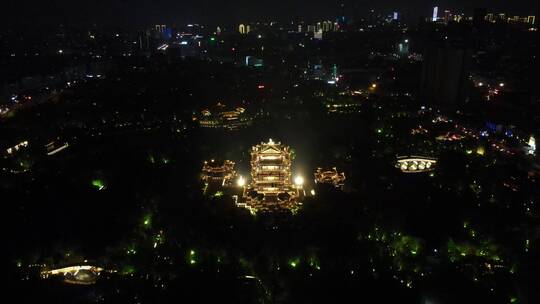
[527,136,536,155]
[239,24,250,34]
[155,25,166,33]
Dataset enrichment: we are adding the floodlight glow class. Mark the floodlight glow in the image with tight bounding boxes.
[294,175,304,186]
[237,176,246,187]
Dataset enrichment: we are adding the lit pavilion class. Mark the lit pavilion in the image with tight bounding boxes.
[314,167,346,189]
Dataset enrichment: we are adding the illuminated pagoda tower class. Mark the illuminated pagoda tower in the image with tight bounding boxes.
[240,139,302,213]
[202,159,237,193]
[314,167,346,189]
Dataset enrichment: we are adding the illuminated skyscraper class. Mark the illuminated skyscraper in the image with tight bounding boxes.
[331,64,338,82]
[527,136,536,155]
[432,7,439,22]
[398,39,410,57]
[239,24,250,34]
[322,21,333,32]
[154,25,167,39]
[314,30,323,40]
[155,25,166,33]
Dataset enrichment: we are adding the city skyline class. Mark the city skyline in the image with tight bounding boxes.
[4,1,539,303]
[2,0,540,27]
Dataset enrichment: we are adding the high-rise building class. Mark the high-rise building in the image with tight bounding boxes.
[398,39,410,57]
[239,24,250,34]
[314,30,323,40]
[420,43,472,106]
[527,16,536,25]
[155,25,166,33]
[432,7,439,22]
[138,30,151,52]
[322,21,331,32]
[154,25,167,39]
[527,136,536,155]
[338,1,347,27]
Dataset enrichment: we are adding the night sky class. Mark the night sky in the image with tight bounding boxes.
[3,0,540,27]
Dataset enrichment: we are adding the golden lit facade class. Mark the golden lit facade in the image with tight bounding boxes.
[239,139,301,213]
[197,104,251,130]
[202,159,237,188]
[314,167,346,189]
[251,139,292,194]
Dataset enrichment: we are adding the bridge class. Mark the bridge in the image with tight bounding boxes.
[396,156,437,173]
[41,265,104,285]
